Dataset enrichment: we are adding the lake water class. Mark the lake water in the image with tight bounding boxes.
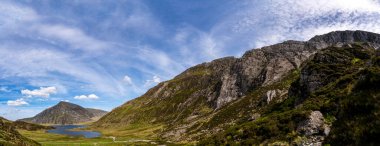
[47,125,101,138]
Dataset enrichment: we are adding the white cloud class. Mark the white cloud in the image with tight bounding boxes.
[123,75,133,85]
[21,86,57,98]
[74,94,99,100]
[7,98,28,106]
[0,86,10,92]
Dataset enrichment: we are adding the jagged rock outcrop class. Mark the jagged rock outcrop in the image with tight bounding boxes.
[296,111,330,146]
[309,30,380,49]
[215,30,380,109]
[215,41,318,108]
[20,101,107,125]
[263,89,287,104]
[297,111,329,136]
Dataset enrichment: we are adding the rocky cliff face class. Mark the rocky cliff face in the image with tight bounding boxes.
[200,39,380,145]
[20,101,107,125]
[92,30,380,145]
[215,41,318,108]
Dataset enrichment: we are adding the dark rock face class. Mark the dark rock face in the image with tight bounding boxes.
[20,101,107,125]
[297,111,326,136]
[291,43,374,100]
[296,111,330,146]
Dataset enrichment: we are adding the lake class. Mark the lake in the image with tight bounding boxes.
[47,125,101,138]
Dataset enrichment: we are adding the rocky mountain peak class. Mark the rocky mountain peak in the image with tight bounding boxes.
[56,101,77,107]
[20,101,107,125]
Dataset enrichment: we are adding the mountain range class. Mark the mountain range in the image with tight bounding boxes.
[20,101,108,125]
[90,30,380,145]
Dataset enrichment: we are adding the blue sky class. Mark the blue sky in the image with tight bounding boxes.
[1,0,380,120]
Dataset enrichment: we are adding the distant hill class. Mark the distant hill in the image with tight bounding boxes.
[11,121,53,131]
[20,101,107,125]
[0,117,40,146]
[86,108,108,117]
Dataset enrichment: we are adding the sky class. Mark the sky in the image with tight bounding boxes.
[1,0,380,120]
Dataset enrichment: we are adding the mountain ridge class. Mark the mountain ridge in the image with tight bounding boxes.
[91,30,380,145]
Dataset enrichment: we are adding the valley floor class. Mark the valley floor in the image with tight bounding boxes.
[18,129,175,146]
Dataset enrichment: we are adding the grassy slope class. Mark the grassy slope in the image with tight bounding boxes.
[91,58,235,141]
[0,118,40,146]
[199,44,380,145]
[18,129,177,146]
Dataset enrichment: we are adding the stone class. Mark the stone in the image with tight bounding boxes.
[297,111,325,136]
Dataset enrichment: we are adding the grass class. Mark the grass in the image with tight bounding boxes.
[17,121,167,145]
[94,123,163,139]
[18,128,173,146]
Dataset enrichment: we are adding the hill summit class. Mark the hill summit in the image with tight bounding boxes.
[20,101,107,125]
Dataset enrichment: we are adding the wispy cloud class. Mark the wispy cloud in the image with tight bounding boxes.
[34,24,110,51]
[0,86,11,92]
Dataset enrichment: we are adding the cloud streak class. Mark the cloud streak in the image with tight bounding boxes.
[34,24,110,51]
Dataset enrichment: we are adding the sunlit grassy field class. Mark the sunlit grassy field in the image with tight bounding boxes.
[17,124,176,146]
